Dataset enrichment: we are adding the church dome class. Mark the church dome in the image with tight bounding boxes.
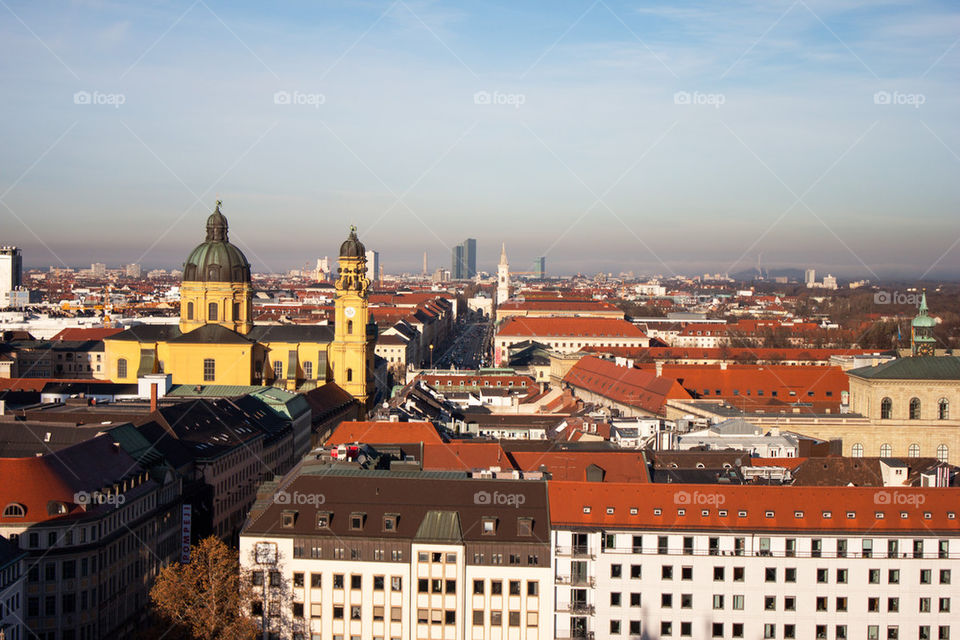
[182,202,252,283]
[340,225,366,258]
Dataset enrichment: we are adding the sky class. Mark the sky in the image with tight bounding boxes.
[0,0,958,280]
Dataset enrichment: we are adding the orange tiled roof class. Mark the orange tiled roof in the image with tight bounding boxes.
[548,481,960,532]
[511,451,648,483]
[324,421,445,446]
[498,317,647,338]
[421,442,509,471]
[635,363,848,402]
[50,327,124,341]
[563,356,691,415]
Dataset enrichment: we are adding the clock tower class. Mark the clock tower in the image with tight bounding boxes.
[331,226,375,413]
[911,290,937,357]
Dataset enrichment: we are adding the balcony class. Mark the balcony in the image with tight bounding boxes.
[561,603,596,615]
[556,634,595,640]
[555,575,596,587]
[556,546,595,559]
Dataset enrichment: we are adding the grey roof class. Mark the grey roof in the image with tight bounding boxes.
[168,324,253,344]
[247,324,335,343]
[848,356,960,380]
[710,418,760,435]
[106,324,183,342]
[415,510,462,543]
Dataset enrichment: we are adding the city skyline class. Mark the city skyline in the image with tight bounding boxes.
[1,1,959,279]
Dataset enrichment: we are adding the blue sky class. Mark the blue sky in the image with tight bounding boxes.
[1,0,958,279]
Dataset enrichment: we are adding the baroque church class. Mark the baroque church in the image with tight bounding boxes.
[103,203,376,410]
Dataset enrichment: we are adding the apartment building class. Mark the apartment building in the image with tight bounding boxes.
[551,482,959,640]
[240,469,553,640]
[0,534,25,640]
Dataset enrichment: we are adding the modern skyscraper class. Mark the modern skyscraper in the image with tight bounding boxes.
[450,239,477,279]
[0,246,22,308]
[91,262,107,277]
[365,249,379,284]
[535,256,546,279]
[804,269,816,286]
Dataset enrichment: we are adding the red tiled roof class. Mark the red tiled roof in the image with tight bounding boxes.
[497,317,647,338]
[324,421,445,446]
[749,457,808,470]
[548,481,960,532]
[582,346,881,362]
[563,356,691,415]
[497,299,621,312]
[635,363,848,402]
[511,451,648,482]
[421,442,509,471]
[50,327,124,341]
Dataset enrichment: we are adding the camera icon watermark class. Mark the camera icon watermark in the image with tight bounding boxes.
[674,490,725,506]
[273,90,325,108]
[674,91,725,109]
[474,490,526,508]
[874,491,925,507]
[873,91,925,108]
[873,291,922,306]
[473,90,525,109]
[274,490,326,506]
[74,490,126,506]
[73,90,126,109]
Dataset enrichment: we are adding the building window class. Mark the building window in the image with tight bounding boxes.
[910,397,921,420]
[304,361,313,379]
[208,302,218,321]
[187,301,194,319]
[347,320,353,334]
[232,301,240,321]
[909,443,920,457]
[880,397,892,419]
[938,444,949,463]
[203,358,215,382]
[346,368,353,382]
[880,443,892,457]
[851,443,864,458]
[939,399,950,420]
[274,360,283,379]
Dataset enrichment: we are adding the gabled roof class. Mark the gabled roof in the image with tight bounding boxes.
[848,356,960,380]
[509,450,649,483]
[325,421,446,446]
[105,324,183,342]
[168,323,253,344]
[50,327,124,341]
[563,356,691,415]
[497,317,647,338]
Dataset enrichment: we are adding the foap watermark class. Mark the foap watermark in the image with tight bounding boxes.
[674,490,726,506]
[473,90,525,109]
[74,490,126,506]
[274,490,326,506]
[474,490,526,508]
[674,91,725,109]
[874,491,926,507]
[274,90,326,108]
[873,91,925,108]
[73,90,126,108]
[874,290,922,306]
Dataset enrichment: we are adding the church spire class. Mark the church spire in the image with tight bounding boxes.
[205,200,229,242]
[499,243,508,266]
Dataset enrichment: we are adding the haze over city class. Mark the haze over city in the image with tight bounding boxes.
[1,0,959,278]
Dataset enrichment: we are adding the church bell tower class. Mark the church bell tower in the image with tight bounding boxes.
[330,226,375,412]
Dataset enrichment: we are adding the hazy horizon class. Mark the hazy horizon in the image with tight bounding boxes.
[2,0,959,280]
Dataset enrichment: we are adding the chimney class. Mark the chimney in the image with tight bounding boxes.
[655,361,663,377]
[150,383,158,413]
[720,361,728,370]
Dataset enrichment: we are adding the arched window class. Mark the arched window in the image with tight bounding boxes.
[346,368,353,382]
[117,358,127,378]
[851,443,864,458]
[187,301,194,320]
[937,444,949,463]
[879,443,892,457]
[2,503,25,518]
[880,397,892,420]
[939,398,950,420]
[909,397,921,420]
[208,302,218,322]
[908,443,920,457]
[347,320,353,334]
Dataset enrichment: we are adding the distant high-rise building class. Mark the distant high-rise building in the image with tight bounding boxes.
[451,238,477,279]
[365,250,379,283]
[804,269,816,286]
[0,246,22,308]
[534,256,546,279]
[822,274,838,290]
[91,262,107,277]
[316,257,330,281]
[422,251,428,277]
[124,263,142,278]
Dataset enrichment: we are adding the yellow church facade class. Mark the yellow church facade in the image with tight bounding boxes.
[103,204,375,410]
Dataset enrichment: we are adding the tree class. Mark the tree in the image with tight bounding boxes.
[149,536,258,640]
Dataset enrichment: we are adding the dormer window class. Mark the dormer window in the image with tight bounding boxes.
[481,517,497,535]
[3,503,26,518]
[518,518,533,537]
[350,512,366,530]
[316,512,331,529]
[281,510,297,528]
[383,514,398,532]
[47,501,68,516]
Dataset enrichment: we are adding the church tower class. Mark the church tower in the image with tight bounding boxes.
[330,226,375,412]
[179,201,253,335]
[911,291,937,356]
[496,243,510,304]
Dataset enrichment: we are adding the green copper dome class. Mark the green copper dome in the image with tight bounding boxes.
[182,202,251,283]
[912,292,936,328]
